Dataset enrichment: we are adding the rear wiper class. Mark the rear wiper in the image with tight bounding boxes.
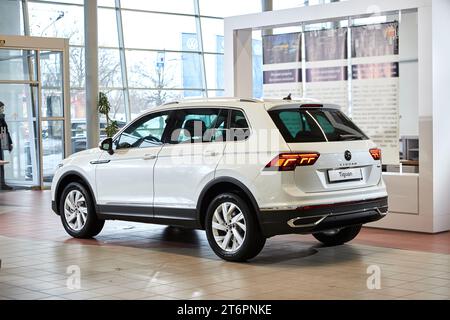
[339,134,363,141]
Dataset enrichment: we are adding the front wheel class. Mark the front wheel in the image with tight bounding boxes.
[205,193,266,262]
[313,225,362,246]
[59,182,105,239]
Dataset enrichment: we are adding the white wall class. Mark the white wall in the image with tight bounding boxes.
[432,0,450,232]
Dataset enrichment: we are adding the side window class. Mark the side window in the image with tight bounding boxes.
[169,108,226,144]
[116,112,169,149]
[228,110,250,141]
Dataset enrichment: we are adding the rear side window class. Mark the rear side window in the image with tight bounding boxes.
[166,108,250,143]
[269,108,368,143]
[228,110,250,141]
[169,108,227,144]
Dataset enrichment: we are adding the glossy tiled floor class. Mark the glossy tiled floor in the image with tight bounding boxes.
[0,190,449,300]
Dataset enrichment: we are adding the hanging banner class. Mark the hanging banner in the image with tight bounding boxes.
[262,33,302,99]
[351,22,400,165]
[304,28,348,113]
[181,33,202,97]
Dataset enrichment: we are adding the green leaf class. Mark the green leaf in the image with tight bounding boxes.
[105,120,119,138]
[98,92,119,137]
[98,92,111,115]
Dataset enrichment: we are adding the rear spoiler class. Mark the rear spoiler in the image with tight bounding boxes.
[300,104,323,108]
[268,103,341,111]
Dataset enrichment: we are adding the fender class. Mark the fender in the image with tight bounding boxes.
[53,170,97,215]
[196,176,262,228]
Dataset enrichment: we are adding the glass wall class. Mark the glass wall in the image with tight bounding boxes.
[0,0,353,132]
[2,0,262,123]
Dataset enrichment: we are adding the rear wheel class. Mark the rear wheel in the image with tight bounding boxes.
[59,182,104,239]
[205,193,266,262]
[313,225,362,246]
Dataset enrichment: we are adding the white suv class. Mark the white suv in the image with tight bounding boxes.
[51,98,388,261]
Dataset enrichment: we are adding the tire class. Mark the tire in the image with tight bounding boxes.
[313,225,362,246]
[205,193,266,262]
[59,182,104,239]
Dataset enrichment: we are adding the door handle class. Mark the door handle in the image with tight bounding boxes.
[143,154,157,160]
[204,151,219,157]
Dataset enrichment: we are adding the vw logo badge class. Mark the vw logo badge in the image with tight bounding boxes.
[345,150,352,161]
[186,38,198,51]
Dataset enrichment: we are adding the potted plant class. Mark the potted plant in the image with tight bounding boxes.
[98,92,119,138]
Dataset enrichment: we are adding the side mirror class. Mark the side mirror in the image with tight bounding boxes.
[99,138,114,155]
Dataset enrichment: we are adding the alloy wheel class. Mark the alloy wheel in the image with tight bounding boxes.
[211,202,247,252]
[64,190,88,231]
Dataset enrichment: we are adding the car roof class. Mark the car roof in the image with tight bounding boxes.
[139,97,339,116]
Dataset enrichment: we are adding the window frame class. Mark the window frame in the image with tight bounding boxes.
[165,107,227,145]
[226,108,252,142]
[269,107,369,143]
[113,106,253,148]
[163,106,252,144]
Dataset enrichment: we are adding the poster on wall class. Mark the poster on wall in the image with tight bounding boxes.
[304,28,348,113]
[351,22,400,165]
[262,33,302,99]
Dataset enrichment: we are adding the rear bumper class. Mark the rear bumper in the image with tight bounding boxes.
[259,196,388,237]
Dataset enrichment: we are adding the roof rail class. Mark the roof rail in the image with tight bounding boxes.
[161,97,262,105]
[162,100,179,106]
[239,98,262,103]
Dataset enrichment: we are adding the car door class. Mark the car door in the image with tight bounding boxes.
[95,111,171,214]
[153,108,228,220]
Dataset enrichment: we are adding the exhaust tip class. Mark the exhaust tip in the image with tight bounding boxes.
[287,215,329,228]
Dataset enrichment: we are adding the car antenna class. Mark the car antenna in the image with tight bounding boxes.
[283,93,292,101]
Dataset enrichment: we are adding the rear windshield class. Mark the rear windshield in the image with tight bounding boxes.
[269,108,368,143]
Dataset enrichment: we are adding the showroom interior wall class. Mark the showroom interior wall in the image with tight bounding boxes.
[224,0,450,233]
[431,0,450,232]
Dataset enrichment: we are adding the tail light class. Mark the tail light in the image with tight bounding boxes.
[369,148,382,161]
[265,153,320,171]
